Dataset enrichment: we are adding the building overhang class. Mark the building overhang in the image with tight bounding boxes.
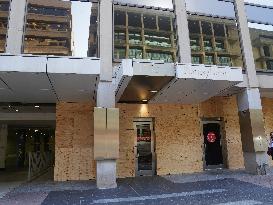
[114,59,175,103]
[0,54,100,103]
[114,60,244,104]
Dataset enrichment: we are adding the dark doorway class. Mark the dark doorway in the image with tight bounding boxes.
[203,123,223,168]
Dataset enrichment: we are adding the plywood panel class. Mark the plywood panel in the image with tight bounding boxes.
[117,104,202,177]
[117,96,244,178]
[54,97,244,181]
[54,102,95,181]
[262,98,273,166]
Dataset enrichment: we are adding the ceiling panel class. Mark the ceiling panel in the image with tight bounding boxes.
[118,75,173,103]
[0,72,56,103]
[48,73,99,102]
[150,78,239,104]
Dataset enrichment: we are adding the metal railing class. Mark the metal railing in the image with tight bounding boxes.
[28,151,53,181]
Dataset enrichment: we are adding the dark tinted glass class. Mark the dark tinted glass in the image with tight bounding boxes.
[128,12,142,27]
[0,1,9,53]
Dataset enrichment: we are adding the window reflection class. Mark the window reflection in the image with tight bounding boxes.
[88,3,99,57]
[24,1,72,56]
[249,24,273,70]
[28,5,69,16]
[24,0,99,57]
[0,0,9,53]
[113,4,176,63]
[188,16,243,67]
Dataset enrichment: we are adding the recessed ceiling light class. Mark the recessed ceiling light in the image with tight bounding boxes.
[142,99,148,102]
[35,129,38,132]
[15,109,19,112]
[150,90,158,93]
[35,105,40,108]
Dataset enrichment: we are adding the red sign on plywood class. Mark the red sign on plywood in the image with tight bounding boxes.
[207,132,216,143]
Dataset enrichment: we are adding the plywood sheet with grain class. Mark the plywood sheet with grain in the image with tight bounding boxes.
[54,102,95,181]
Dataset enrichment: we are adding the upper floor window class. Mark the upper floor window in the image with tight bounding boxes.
[0,2,9,12]
[28,5,69,16]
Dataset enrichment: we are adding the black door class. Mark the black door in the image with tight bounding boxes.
[203,123,223,166]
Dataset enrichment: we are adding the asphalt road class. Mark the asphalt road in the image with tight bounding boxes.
[42,176,273,205]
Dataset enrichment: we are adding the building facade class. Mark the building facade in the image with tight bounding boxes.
[0,0,273,189]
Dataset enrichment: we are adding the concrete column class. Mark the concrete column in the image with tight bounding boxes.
[99,0,113,81]
[173,0,191,63]
[237,89,269,175]
[234,0,259,88]
[0,125,8,169]
[6,0,27,54]
[95,0,118,189]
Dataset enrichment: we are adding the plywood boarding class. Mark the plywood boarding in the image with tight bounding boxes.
[262,98,273,166]
[118,104,203,178]
[199,96,245,170]
[54,97,244,180]
[117,96,244,178]
[54,102,96,181]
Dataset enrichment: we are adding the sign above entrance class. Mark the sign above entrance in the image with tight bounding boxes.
[207,132,216,143]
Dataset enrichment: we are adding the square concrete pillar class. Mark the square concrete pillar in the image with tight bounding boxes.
[96,0,119,189]
[94,107,119,189]
[173,0,191,63]
[237,88,269,175]
[0,125,8,169]
[6,0,27,54]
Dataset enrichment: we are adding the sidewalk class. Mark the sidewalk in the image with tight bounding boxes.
[0,169,28,199]
[1,169,273,205]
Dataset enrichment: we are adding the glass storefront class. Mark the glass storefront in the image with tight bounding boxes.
[24,0,99,57]
[186,0,243,67]
[0,0,9,53]
[113,3,176,62]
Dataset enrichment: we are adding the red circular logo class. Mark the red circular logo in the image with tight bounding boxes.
[207,132,216,143]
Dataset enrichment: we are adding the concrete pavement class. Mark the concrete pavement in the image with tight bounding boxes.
[1,169,273,205]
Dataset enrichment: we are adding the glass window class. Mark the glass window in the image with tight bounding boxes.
[246,2,273,70]
[128,12,142,27]
[188,20,200,34]
[249,23,273,70]
[0,2,9,11]
[129,32,142,45]
[113,5,176,62]
[129,48,143,59]
[190,37,201,52]
[0,1,9,53]
[143,15,157,30]
[115,10,126,26]
[24,1,99,57]
[205,55,214,65]
[158,16,171,31]
[114,47,126,59]
[214,24,225,37]
[202,22,212,36]
[187,2,243,67]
